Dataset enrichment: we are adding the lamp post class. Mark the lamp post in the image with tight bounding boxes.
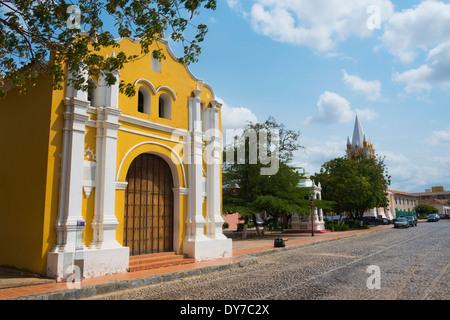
[310,193,315,237]
[231,182,240,196]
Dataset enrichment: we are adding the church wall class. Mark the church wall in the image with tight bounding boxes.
[1,37,228,279]
[0,74,56,274]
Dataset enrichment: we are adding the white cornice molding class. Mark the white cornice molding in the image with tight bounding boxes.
[119,126,185,144]
[119,113,188,136]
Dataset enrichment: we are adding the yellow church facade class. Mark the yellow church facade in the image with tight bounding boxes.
[0,37,231,281]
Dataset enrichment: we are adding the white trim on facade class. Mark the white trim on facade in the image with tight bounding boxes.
[133,78,177,101]
[119,113,188,136]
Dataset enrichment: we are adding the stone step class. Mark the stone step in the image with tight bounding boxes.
[128,252,195,272]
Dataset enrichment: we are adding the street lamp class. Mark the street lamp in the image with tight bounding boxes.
[231,182,240,196]
[309,193,315,237]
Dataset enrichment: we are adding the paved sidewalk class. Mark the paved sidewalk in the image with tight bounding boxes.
[0,225,393,300]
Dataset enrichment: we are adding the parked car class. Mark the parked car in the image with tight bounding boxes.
[427,214,439,222]
[381,218,391,225]
[438,214,444,220]
[394,218,409,228]
[405,216,418,227]
[363,216,379,225]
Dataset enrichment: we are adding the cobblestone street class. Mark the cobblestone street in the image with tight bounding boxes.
[88,221,450,300]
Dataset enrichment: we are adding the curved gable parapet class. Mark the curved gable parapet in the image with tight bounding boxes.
[116,36,216,100]
[134,78,156,93]
[133,79,177,101]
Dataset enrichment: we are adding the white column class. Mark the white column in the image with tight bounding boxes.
[185,86,208,242]
[90,70,122,249]
[206,100,227,240]
[317,192,324,222]
[47,68,90,281]
[53,69,90,253]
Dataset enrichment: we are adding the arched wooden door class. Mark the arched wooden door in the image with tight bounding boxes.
[124,153,174,256]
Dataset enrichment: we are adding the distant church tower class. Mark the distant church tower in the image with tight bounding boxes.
[346,115,375,160]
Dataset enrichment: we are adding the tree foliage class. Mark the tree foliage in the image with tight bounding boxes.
[413,204,438,217]
[313,155,391,220]
[0,0,216,97]
[222,117,333,236]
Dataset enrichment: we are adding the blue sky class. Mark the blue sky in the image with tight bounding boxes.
[172,0,450,193]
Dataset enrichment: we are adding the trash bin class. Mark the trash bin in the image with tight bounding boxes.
[274,238,285,247]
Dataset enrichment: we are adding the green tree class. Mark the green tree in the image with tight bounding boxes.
[314,156,390,221]
[222,117,332,237]
[413,204,438,218]
[0,0,216,97]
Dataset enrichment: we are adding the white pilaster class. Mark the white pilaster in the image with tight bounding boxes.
[185,86,208,243]
[184,87,218,261]
[48,66,129,282]
[48,68,90,281]
[206,101,228,241]
[90,69,123,249]
[52,69,90,253]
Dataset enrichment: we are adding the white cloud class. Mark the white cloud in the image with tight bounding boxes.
[381,150,450,193]
[355,108,379,121]
[431,129,450,146]
[226,0,239,9]
[342,70,382,101]
[217,98,258,131]
[294,135,346,176]
[295,141,450,192]
[393,40,450,93]
[247,0,394,53]
[381,0,450,64]
[304,91,378,124]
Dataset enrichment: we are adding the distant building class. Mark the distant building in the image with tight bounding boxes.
[388,190,418,217]
[411,186,450,215]
[290,178,326,232]
[345,116,393,219]
[411,186,450,201]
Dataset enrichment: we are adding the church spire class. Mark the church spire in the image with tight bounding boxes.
[351,115,365,148]
[346,115,375,160]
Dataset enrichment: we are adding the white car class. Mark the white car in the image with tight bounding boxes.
[394,218,408,228]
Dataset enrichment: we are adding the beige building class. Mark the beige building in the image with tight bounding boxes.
[411,186,450,201]
[418,199,450,216]
[411,186,450,216]
[388,190,418,217]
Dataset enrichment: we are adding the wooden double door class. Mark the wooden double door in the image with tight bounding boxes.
[124,153,174,256]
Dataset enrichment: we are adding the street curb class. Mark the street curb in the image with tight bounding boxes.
[5,257,259,300]
[6,226,390,300]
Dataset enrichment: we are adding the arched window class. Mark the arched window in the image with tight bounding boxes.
[138,86,151,115]
[158,93,172,119]
[87,78,96,104]
[138,90,144,113]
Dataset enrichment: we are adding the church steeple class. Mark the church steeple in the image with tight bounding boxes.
[351,115,365,148]
[346,115,375,160]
